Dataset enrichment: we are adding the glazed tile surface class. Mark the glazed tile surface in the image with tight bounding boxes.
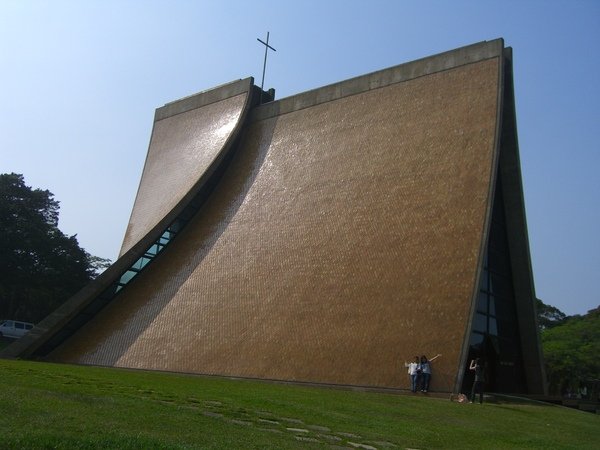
[51,58,500,390]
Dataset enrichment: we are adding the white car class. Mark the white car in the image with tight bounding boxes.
[0,320,34,339]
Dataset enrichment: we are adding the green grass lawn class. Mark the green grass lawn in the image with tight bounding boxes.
[1,359,598,449]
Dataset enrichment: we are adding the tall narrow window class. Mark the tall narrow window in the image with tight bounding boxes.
[463,174,526,393]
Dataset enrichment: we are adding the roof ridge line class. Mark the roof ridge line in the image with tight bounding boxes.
[249,39,505,122]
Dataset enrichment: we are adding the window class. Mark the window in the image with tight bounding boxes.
[477,292,488,313]
[479,270,489,291]
[469,332,484,347]
[465,173,526,393]
[473,313,487,333]
[489,317,498,336]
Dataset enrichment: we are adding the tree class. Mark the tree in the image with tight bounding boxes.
[536,298,567,331]
[541,306,600,396]
[0,173,110,323]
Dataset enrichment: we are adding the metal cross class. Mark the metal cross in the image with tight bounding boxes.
[257,31,276,93]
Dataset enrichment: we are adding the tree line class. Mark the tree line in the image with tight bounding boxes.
[0,173,110,323]
[537,298,599,397]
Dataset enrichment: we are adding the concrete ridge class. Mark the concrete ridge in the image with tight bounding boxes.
[155,77,254,121]
[248,38,505,122]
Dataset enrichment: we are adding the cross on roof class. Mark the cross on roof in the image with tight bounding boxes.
[257,32,276,96]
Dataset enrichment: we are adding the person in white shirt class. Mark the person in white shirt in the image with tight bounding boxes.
[404,356,421,393]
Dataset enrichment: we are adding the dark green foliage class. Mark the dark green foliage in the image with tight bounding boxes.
[0,173,110,323]
[541,306,600,395]
[536,298,567,330]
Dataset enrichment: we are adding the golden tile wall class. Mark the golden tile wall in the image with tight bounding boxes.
[120,93,247,256]
[51,58,500,391]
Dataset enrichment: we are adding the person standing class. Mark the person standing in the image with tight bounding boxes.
[420,354,441,392]
[404,356,421,393]
[469,358,485,404]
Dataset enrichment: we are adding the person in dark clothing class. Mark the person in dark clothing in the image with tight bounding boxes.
[469,358,484,404]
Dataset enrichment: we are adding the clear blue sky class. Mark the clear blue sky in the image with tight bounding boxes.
[1,1,598,316]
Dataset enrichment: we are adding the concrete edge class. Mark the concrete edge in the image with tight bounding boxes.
[248,38,505,122]
[455,43,506,394]
[498,48,547,395]
[155,78,254,121]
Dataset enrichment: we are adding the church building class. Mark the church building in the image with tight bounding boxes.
[2,39,546,395]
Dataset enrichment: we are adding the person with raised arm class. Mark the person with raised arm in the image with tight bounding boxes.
[419,354,441,393]
[469,358,485,404]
